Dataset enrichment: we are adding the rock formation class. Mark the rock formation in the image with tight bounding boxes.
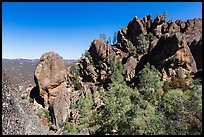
[34,52,67,108]
[116,15,202,81]
[2,68,49,135]
[88,38,114,64]
[135,32,197,80]
[28,14,202,135]
[34,52,69,129]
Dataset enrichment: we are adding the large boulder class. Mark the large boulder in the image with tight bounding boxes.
[124,55,138,82]
[2,68,49,135]
[34,52,70,130]
[34,52,67,108]
[88,38,113,64]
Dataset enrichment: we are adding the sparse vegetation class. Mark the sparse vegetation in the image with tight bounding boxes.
[70,62,80,76]
[75,82,82,90]
[136,33,150,54]
[82,50,90,58]
[99,32,117,45]
[29,98,34,103]
[36,110,42,118]
[20,95,26,100]
[163,10,168,19]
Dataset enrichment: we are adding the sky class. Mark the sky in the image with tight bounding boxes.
[2,2,202,59]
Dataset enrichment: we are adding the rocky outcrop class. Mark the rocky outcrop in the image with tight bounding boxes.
[34,52,67,108]
[53,88,70,128]
[82,38,126,84]
[189,39,202,70]
[135,32,197,80]
[123,55,138,82]
[34,52,69,129]
[117,14,153,53]
[88,38,113,64]
[149,15,166,38]
[116,14,201,81]
[2,68,49,135]
[184,18,202,70]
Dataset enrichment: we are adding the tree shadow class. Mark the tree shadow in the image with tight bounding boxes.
[30,86,45,108]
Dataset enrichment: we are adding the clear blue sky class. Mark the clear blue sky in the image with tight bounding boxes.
[2,2,202,59]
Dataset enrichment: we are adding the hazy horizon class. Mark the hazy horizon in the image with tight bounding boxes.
[2,57,78,60]
[2,2,202,60]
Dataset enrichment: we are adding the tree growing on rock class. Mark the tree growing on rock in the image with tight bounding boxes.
[99,33,107,44]
[163,10,168,19]
[112,31,117,45]
[136,33,150,54]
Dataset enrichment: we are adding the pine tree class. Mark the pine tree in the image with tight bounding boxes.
[112,31,117,45]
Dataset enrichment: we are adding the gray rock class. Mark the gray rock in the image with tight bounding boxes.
[2,68,49,135]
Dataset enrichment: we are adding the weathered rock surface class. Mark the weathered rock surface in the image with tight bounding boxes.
[2,68,49,135]
[88,38,113,64]
[135,32,197,80]
[117,15,153,53]
[189,39,202,70]
[116,15,201,81]
[53,88,70,128]
[34,51,67,108]
[34,52,70,130]
[123,55,138,82]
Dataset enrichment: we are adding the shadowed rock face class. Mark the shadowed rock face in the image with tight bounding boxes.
[2,68,48,135]
[143,33,197,79]
[34,51,67,108]
[135,33,197,80]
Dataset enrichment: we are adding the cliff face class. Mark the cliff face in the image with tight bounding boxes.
[2,68,49,135]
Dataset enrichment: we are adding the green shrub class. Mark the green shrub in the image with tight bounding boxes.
[137,63,163,102]
[44,109,51,122]
[20,95,26,100]
[70,63,80,76]
[82,50,90,57]
[163,10,168,19]
[127,40,137,54]
[64,90,97,134]
[128,101,165,135]
[29,98,34,103]
[37,109,43,118]
[136,33,150,54]
[96,81,134,134]
[177,66,184,78]
[75,82,82,90]
[147,32,154,40]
